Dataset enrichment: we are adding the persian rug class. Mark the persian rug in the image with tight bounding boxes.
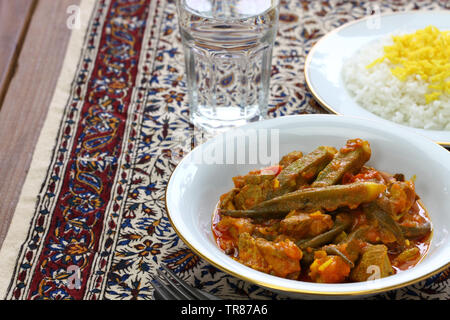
[0,0,448,300]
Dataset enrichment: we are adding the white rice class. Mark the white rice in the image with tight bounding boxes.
[342,37,450,131]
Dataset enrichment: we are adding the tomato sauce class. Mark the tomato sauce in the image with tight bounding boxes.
[212,199,432,280]
[211,141,432,283]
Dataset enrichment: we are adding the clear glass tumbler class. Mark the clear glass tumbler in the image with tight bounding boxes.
[176,0,280,132]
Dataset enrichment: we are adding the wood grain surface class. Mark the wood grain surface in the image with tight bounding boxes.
[0,0,80,249]
[0,0,36,109]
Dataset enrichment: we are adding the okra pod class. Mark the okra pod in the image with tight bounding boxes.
[363,202,405,246]
[400,222,431,239]
[324,245,355,267]
[219,182,385,219]
[312,139,371,187]
[270,146,337,198]
[296,217,352,249]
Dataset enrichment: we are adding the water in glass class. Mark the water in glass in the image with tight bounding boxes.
[176,0,280,132]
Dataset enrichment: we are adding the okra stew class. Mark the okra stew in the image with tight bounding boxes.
[213,139,432,283]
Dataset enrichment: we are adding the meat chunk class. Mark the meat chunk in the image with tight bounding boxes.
[237,233,302,279]
[255,237,303,279]
[350,244,394,282]
[234,184,265,209]
[279,211,334,240]
[231,166,282,209]
[237,233,270,273]
[215,216,254,254]
[219,188,238,210]
[252,220,280,241]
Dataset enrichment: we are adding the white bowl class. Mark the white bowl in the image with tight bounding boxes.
[165,115,450,299]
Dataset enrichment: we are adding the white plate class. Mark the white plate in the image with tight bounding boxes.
[305,11,450,147]
[165,115,450,299]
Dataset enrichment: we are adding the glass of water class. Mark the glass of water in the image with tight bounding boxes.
[176,0,280,132]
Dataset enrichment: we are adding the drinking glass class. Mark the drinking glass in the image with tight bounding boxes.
[176,0,280,132]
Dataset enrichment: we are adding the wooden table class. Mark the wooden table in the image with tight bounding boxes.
[0,0,80,249]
